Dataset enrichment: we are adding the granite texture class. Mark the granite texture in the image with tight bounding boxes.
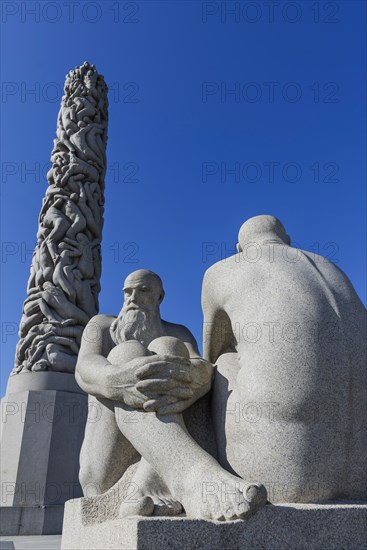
[0,535,61,550]
[5,371,85,395]
[1,373,86,535]
[1,62,107,536]
[203,215,367,503]
[76,270,266,521]
[0,506,64,537]
[13,61,108,375]
[61,498,367,550]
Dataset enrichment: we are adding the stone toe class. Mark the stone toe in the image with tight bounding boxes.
[119,495,155,518]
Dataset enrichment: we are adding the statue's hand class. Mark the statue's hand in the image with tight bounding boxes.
[101,355,157,406]
[135,356,213,415]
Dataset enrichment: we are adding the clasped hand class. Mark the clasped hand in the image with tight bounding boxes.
[108,354,212,415]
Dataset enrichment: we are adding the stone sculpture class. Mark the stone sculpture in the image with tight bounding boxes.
[74,215,366,528]
[62,216,367,549]
[203,214,367,503]
[1,62,108,536]
[13,61,108,374]
[76,269,267,520]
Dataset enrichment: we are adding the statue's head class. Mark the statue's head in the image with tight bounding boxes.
[237,215,291,252]
[122,270,165,312]
[110,270,165,346]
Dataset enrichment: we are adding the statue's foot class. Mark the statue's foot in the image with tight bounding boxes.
[119,458,183,518]
[119,493,182,518]
[151,495,182,517]
[119,495,154,517]
[176,460,267,521]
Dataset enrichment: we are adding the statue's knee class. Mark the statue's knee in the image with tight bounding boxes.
[148,336,189,359]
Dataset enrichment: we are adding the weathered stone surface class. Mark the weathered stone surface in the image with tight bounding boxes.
[1,372,86,535]
[1,62,108,536]
[0,535,61,549]
[0,505,64,536]
[61,498,367,550]
[5,371,83,394]
[13,61,108,375]
[203,215,367,503]
[76,270,266,521]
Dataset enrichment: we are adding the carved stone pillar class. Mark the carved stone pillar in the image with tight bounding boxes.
[0,62,108,535]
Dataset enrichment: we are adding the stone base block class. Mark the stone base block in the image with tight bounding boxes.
[61,498,367,550]
[0,505,64,536]
[1,372,87,535]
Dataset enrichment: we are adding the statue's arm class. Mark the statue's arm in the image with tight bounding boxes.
[76,315,165,406]
[75,314,117,399]
[174,325,214,401]
[202,269,234,364]
[136,322,214,415]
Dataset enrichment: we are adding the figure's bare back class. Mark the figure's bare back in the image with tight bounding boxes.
[203,244,367,502]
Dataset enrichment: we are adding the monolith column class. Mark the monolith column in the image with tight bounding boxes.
[0,62,108,535]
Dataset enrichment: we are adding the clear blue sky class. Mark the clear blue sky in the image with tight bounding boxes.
[1,1,366,395]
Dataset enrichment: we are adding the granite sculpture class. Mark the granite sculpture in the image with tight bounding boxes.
[13,61,108,375]
[61,502,367,550]
[75,216,366,529]
[0,62,108,536]
[203,214,367,503]
[76,269,267,520]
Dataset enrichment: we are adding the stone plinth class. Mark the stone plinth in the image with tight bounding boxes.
[1,373,87,535]
[61,498,367,550]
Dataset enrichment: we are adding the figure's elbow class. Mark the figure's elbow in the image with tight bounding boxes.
[74,353,97,391]
[75,358,89,392]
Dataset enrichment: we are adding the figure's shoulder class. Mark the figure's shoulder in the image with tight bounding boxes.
[87,314,116,329]
[80,314,116,352]
[203,259,226,280]
[301,249,360,295]
[162,320,197,345]
[203,254,239,286]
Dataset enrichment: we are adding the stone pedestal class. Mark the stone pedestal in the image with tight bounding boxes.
[0,373,87,535]
[61,498,367,550]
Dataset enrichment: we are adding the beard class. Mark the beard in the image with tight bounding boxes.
[110,305,162,347]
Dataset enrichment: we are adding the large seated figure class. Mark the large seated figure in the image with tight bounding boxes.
[76,269,267,520]
[202,215,367,503]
